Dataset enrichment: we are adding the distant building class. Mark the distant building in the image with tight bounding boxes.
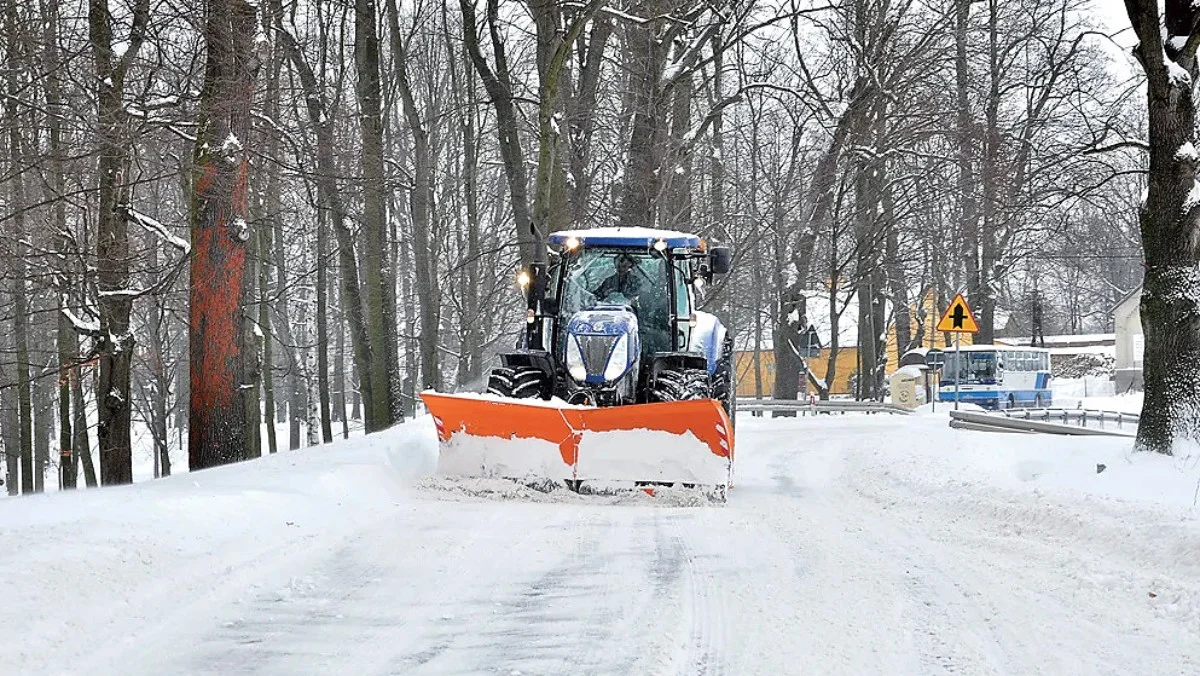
[1112,286,1144,392]
[734,290,969,398]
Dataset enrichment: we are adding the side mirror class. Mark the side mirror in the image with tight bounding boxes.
[709,246,732,275]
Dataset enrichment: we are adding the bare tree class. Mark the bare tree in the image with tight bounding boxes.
[1123,0,1200,454]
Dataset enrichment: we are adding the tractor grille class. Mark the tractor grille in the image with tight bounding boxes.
[578,334,618,378]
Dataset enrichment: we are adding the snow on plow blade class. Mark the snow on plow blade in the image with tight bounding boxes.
[419,392,733,492]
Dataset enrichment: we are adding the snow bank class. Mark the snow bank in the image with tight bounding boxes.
[0,418,440,671]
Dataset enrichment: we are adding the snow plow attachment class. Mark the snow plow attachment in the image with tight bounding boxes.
[419,392,733,499]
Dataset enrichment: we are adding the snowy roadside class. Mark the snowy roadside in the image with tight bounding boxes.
[0,420,439,672]
[823,412,1200,636]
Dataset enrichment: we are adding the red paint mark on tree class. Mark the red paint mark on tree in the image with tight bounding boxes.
[190,155,249,469]
[189,0,261,470]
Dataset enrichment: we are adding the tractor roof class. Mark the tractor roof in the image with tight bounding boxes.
[549,227,702,250]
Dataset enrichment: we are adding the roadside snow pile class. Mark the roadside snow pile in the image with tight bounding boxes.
[904,408,1199,508]
[413,475,724,507]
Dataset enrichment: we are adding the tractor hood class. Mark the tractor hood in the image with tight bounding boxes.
[563,307,640,383]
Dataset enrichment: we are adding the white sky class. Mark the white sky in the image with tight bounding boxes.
[1093,0,1131,37]
[1090,0,1138,78]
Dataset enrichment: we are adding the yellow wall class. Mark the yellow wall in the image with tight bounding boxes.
[736,291,977,398]
[735,347,860,397]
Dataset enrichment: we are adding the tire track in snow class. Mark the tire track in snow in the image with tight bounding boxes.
[456,512,623,675]
[140,505,571,675]
[676,521,728,676]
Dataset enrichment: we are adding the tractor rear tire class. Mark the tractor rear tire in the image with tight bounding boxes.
[486,366,548,400]
[651,368,711,402]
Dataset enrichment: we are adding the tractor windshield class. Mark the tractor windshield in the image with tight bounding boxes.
[555,248,672,355]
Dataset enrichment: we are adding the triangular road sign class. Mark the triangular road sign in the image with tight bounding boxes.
[937,293,979,333]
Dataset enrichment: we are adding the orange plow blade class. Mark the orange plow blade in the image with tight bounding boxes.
[419,392,733,492]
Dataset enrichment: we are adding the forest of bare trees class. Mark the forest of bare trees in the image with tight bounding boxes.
[0,0,1154,493]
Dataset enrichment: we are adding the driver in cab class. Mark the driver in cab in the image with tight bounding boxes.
[595,252,642,302]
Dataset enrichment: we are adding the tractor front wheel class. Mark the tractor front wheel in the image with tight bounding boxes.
[486,366,549,400]
[651,367,711,402]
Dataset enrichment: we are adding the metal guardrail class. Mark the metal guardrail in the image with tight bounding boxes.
[736,398,913,416]
[948,408,1137,437]
[994,407,1139,427]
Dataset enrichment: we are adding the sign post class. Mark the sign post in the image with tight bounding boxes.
[936,293,980,411]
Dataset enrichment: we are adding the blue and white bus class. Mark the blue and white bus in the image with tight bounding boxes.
[938,345,1053,410]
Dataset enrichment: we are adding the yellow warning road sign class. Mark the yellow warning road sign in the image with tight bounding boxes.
[937,293,979,333]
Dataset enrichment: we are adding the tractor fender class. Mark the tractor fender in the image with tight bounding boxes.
[688,311,727,374]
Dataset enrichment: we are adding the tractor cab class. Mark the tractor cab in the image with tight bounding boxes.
[546,228,725,359]
[550,245,680,360]
[499,227,732,407]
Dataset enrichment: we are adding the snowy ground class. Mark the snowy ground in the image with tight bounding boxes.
[2,406,1198,675]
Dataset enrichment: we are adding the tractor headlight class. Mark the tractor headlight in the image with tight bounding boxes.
[566,336,587,381]
[603,334,629,381]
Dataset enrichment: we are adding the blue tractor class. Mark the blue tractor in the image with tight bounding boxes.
[486,227,736,418]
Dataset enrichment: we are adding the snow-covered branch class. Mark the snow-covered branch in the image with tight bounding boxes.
[122,205,191,253]
[1084,139,1151,155]
[561,2,690,27]
[61,297,101,337]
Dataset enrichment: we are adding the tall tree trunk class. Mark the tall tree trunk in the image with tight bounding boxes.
[355,0,396,430]
[530,0,594,243]
[772,129,816,406]
[90,0,148,486]
[259,209,277,453]
[385,183,405,419]
[144,249,172,477]
[72,367,97,487]
[976,0,1000,344]
[1124,0,1200,453]
[44,0,74,489]
[0,316,18,495]
[955,0,982,344]
[4,10,34,492]
[257,0,283,456]
[189,0,260,470]
[663,71,693,229]
[885,208,912,359]
[316,195,334,443]
[854,166,878,401]
[34,356,51,491]
[243,207,262,459]
[336,283,349,438]
[296,269,320,447]
[460,0,534,263]
[445,7,483,386]
[57,304,74,489]
[566,17,612,225]
[617,18,669,229]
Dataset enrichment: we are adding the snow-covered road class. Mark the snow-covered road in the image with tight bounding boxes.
[3,413,1199,675]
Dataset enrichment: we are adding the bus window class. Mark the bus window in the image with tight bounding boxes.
[944,351,997,382]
